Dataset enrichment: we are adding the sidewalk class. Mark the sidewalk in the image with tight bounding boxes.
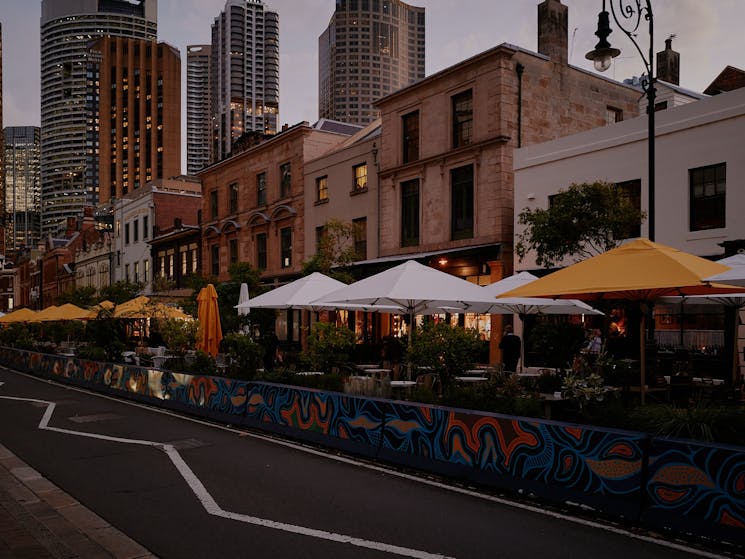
[0,443,156,559]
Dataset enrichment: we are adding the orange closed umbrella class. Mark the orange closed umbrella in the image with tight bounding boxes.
[196,284,223,357]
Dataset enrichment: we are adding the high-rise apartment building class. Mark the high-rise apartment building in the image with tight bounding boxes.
[319,0,425,125]
[186,45,211,175]
[90,37,181,204]
[0,23,5,251]
[40,0,157,236]
[3,127,41,257]
[210,0,280,163]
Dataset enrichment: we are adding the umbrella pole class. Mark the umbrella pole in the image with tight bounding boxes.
[519,313,526,373]
[407,310,414,380]
[734,309,741,386]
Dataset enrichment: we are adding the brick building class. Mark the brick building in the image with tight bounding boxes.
[198,120,362,284]
[373,0,640,359]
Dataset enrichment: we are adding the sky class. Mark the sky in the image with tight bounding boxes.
[2,0,743,168]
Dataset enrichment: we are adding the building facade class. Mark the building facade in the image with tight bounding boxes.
[40,0,157,236]
[3,127,41,258]
[113,177,201,294]
[74,232,113,293]
[513,86,745,267]
[303,120,381,263]
[318,0,424,126]
[91,37,181,204]
[186,45,212,175]
[198,120,361,284]
[0,23,4,243]
[210,0,280,163]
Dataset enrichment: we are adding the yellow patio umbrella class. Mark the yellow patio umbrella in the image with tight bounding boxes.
[30,305,60,322]
[50,303,91,321]
[87,300,115,319]
[502,238,743,403]
[0,307,38,323]
[114,296,189,320]
[196,284,223,357]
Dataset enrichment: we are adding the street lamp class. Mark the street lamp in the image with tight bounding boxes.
[586,0,656,241]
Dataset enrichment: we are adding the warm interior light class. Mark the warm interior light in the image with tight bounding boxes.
[438,258,448,266]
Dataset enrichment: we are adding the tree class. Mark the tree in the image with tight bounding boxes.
[303,218,358,283]
[99,281,143,304]
[515,181,646,268]
[57,285,97,307]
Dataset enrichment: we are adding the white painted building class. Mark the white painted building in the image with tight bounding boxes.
[513,86,745,270]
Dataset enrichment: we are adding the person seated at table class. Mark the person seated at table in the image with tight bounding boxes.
[499,325,521,373]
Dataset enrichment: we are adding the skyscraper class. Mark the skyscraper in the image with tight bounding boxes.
[3,127,41,257]
[40,0,157,236]
[186,45,211,175]
[0,23,5,252]
[319,0,425,125]
[210,0,279,163]
[90,37,181,204]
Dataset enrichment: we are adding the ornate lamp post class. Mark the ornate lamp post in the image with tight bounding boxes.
[586,0,656,241]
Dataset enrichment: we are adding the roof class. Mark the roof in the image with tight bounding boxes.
[351,243,500,268]
[704,65,745,96]
[312,119,365,136]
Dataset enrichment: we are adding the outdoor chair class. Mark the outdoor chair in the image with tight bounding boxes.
[415,372,440,395]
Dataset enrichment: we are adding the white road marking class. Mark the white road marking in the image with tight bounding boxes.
[0,393,453,559]
[0,368,725,559]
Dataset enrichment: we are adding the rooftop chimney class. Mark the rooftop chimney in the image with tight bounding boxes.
[656,36,680,85]
[538,0,568,66]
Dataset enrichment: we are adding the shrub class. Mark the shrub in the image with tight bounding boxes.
[301,322,356,373]
[159,318,198,355]
[222,332,263,380]
[629,404,745,445]
[0,324,35,350]
[527,321,586,370]
[407,322,482,389]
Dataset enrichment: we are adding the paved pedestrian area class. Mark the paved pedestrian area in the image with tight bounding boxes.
[0,443,156,559]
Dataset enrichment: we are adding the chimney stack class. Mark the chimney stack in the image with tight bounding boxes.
[656,36,680,85]
[538,0,568,66]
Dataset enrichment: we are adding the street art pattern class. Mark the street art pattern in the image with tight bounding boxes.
[382,403,646,500]
[645,439,745,538]
[246,383,384,446]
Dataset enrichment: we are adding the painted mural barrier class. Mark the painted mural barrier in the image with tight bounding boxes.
[0,346,742,547]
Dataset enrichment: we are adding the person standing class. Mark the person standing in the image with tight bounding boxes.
[499,325,522,373]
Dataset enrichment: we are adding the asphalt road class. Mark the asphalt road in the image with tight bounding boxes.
[0,367,723,559]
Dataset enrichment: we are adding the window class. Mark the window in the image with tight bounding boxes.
[125,264,130,283]
[143,215,149,239]
[210,190,218,220]
[690,163,726,231]
[144,259,150,283]
[606,106,623,125]
[133,218,139,242]
[229,183,239,214]
[229,238,238,264]
[316,176,329,202]
[256,233,267,270]
[353,217,367,260]
[616,179,642,238]
[211,244,220,276]
[402,110,419,163]
[401,179,420,247]
[124,222,130,245]
[257,172,267,205]
[353,163,368,191]
[452,90,473,147]
[181,248,188,275]
[280,227,292,268]
[451,165,474,240]
[280,162,292,198]
[134,261,140,283]
[316,225,327,252]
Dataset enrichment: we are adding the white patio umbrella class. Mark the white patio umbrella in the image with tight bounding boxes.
[468,273,604,371]
[237,283,250,316]
[313,260,498,349]
[704,254,745,287]
[662,255,745,384]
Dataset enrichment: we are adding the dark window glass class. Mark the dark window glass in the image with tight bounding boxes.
[211,244,219,276]
[133,218,139,242]
[690,163,726,231]
[229,183,239,214]
[353,217,367,260]
[402,111,419,163]
[229,238,238,264]
[256,233,267,270]
[451,165,474,240]
[401,179,420,247]
[257,172,267,205]
[616,179,642,238]
[280,162,292,198]
[280,227,292,268]
[143,215,149,239]
[452,90,473,148]
[210,190,218,220]
[125,222,130,245]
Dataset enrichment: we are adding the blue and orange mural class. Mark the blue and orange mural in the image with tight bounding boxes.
[0,346,743,547]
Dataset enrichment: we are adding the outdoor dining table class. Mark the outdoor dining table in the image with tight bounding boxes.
[455,376,489,383]
[389,380,417,399]
[295,371,325,376]
[356,368,392,378]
